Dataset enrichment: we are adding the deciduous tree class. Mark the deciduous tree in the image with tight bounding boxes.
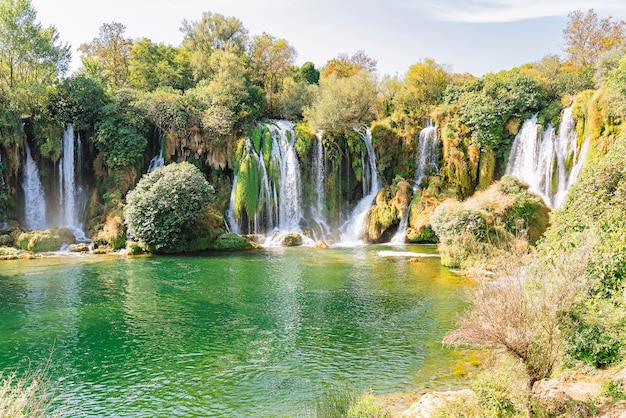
[79,22,132,88]
[563,9,626,66]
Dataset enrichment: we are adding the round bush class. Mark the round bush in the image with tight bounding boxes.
[124,162,215,253]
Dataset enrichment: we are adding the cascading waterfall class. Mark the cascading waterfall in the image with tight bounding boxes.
[225,174,240,234]
[230,120,304,239]
[505,107,589,208]
[391,122,440,244]
[310,131,330,239]
[22,142,47,230]
[57,124,89,241]
[339,127,381,244]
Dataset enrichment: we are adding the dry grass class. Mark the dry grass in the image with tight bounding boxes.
[0,368,58,418]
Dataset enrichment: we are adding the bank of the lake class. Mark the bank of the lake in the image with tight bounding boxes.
[0,245,471,417]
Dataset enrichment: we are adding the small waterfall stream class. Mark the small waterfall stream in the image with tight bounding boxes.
[310,131,330,239]
[22,142,47,230]
[58,124,89,241]
[391,123,440,244]
[506,107,589,208]
[147,131,165,173]
[339,127,382,244]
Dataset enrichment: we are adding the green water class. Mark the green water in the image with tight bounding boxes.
[0,245,469,417]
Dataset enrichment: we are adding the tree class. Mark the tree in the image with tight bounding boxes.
[403,58,451,106]
[124,162,217,253]
[0,0,70,113]
[181,11,248,80]
[294,61,320,84]
[128,38,194,92]
[48,74,107,131]
[93,91,148,169]
[304,70,377,132]
[79,22,132,88]
[321,50,377,78]
[186,49,250,135]
[248,32,297,116]
[563,9,626,66]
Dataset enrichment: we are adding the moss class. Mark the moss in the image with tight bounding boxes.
[16,228,76,252]
[213,233,259,251]
[234,153,259,219]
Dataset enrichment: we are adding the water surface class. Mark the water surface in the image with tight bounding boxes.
[0,245,468,417]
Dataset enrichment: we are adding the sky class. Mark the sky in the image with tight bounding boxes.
[30,0,626,77]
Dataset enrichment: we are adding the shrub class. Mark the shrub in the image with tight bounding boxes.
[124,162,219,253]
[0,369,58,418]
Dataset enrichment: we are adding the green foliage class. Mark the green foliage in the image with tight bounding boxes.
[457,70,546,152]
[212,233,257,250]
[470,361,527,417]
[0,0,71,114]
[137,89,191,133]
[128,38,194,92]
[234,151,259,220]
[304,70,377,133]
[79,22,132,88]
[347,392,390,418]
[47,74,107,131]
[315,386,388,418]
[0,94,22,146]
[124,162,217,253]
[181,11,248,81]
[16,227,75,252]
[539,130,626,367]
[599,379,626,401]
[93,90,148,169]
[605,53,626,117]
[294,61,320,84]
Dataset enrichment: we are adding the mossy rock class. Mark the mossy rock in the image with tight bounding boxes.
[0,246,19,259]
[281,233,303,247]
[0,234,13,246]
[406,225,438,243]
[16,227,76,252]
[69,243,90,253]
[213,233,260,251]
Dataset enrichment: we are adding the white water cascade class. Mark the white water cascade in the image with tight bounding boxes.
[22,142,47,230]
[310,131,330,239]
[230,120,306,241]
[58,124,89,241]
[506,107,589,208]
[339,127,382,244]
[391,123,441,244]
[147,131,165,173]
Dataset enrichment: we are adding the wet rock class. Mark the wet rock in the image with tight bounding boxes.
[281,233,302,247]
[69,243,91,253]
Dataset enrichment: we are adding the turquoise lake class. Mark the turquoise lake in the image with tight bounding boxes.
[0,245,469,417]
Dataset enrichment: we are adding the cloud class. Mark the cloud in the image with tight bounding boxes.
[416,0,626,23]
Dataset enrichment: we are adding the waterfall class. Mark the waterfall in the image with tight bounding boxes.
[147,131,165,173]
[277,121,303,231]
[391,123,440,244]
[505,107,589,208]
[225,174,240,234]
[310,131,330,239]
[58,124,89,241]
[339,127,381,244]
[22,142,46,230]
[230,120,303,237]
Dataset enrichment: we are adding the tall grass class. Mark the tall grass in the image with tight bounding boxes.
[0,368,58,418]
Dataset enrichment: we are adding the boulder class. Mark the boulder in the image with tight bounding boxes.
[281,233,302,247]
[69,243,91,253]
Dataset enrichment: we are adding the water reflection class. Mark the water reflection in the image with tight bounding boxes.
[0,246,469,416]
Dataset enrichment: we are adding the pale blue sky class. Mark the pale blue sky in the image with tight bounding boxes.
[31,0,626,77]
